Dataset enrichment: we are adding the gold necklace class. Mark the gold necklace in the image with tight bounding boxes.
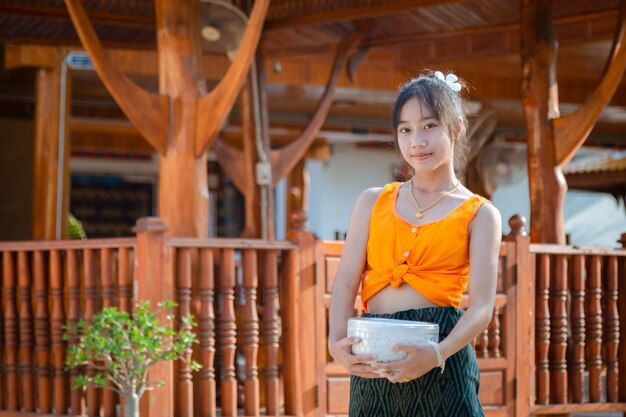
[408,180,460,219]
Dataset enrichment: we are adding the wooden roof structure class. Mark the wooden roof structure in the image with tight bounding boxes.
[565,150,626,203]
[1,0,626,243]
[2,0,626,145]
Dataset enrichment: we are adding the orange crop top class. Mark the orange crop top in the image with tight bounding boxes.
[360,182,490,312]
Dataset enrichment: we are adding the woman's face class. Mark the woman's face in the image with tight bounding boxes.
[396,98,455,175]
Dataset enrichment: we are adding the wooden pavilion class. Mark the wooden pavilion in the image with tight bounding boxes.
[1,1,626,417]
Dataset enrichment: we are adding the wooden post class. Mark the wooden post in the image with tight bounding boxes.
[514,233,534,417]
[286,160,319,417]
[520,0,566,244]
[504,214,527,241]
[133,217,173,417]
[5,46,70,239]
[282,249,303,417]
[153,0,209,238]
[521,0,626,243]
[64,0,270,237]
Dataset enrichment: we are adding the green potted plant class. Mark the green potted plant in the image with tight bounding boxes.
[64,300,201,417]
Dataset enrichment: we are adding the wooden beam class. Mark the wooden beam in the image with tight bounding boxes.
[0,4,155,27]
[265,0,472,31]
[264,9,617,61]
[194,0,270,156]
[69,116,331,151]
[4,44,62,71]
[565,171,626,189]
[270,32,362,185]
[64,0,168,153]
[553,1,626,166]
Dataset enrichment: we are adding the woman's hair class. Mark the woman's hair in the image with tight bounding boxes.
[391,71,469,170]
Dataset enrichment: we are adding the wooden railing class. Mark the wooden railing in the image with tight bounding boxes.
[525,244,626,416]
[0,218,303,417]
[166,238,302,417]
[2,215,626,417]
[314,217,626,417]
[315,237,519,417]
[0,238,135,417]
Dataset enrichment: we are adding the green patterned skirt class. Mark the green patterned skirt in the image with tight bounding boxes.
[349,306,484,417]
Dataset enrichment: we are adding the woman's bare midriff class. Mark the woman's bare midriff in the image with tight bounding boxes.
[365,283,438,314]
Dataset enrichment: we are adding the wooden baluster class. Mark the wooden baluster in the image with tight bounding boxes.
[0,259,2,410]
[605,256,619,402]
[198,248,216,417]
[84,248,100,417]
[0,255,3,410]
[100,248,116,417]
[116,247,131,417]
[569,255,585,403]
[67,250,83,415]
[536,253,551,404]
[50,250,68,414]
[218,249,238,416]
[261,250,280,416]
[617,249,626,403]
[549,255,568,403]
[3,252,18,410]
[282,249,303,416]
[488,304,501,358]
[478,328,489,359]
[18,251,34,411]
[177,248,193,417]
[118,247,132,313]
[241,250,260,416]
[34,250,52,413]
[586,255,603,403]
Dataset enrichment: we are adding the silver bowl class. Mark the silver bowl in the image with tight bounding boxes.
[347,317,439,363]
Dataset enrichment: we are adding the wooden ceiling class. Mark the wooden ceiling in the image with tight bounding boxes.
[1,0,625,149]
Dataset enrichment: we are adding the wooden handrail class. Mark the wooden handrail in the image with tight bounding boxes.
[0,238,135,251]
[530,244,626,255]
[166,237,297,250]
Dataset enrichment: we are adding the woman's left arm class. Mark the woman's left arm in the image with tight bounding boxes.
[438,202,502,362]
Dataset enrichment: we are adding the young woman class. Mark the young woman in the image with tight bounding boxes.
[328,71,502,416]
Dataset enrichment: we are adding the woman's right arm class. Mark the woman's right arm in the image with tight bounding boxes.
[327,187,381,378]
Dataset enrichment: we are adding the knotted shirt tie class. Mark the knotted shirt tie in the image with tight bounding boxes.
[389,263,419,288]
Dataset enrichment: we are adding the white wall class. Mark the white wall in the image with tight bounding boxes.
[307,144,400,240]
[306,145,626,247]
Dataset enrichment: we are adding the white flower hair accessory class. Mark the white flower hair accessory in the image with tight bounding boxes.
[434,71,462,92]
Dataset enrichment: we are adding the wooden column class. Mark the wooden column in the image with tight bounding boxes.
[520,0,565,244]
[521,0,626,243]
[5,46,70,239]
[133,217,173,417]
[281,249,303,417]
[286,160,318,417]
[512,228,534,417]
[241,80,263,239]
[154,0,208,238]
[64,0,269,238]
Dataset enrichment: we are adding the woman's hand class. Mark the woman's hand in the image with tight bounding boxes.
[329,337,380,378]
[372,343,439,383]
